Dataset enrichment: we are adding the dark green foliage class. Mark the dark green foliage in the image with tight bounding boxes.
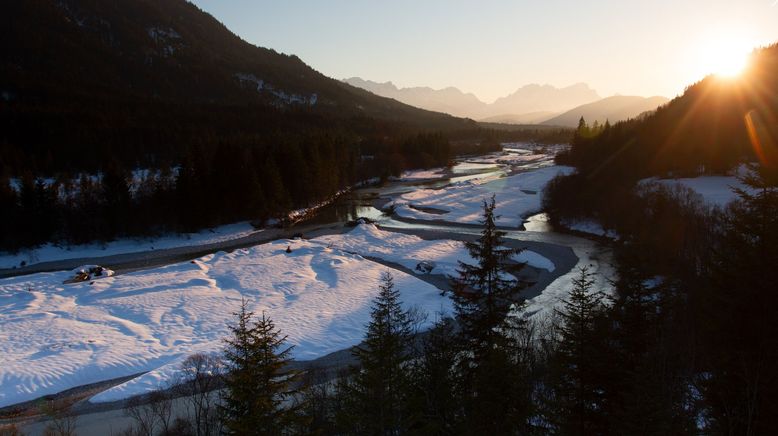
[701,167,778,434]
[408,317,460,435]
[0,124,470,251]
[0,0,500,250]
[338,273,416,435]
[0,176,19,249]
[549,267,609,434]
[450,195,523,355]
[541,43,778,433]
[448,196,534,433]
[220,300,300,435]
[0,0,469,175]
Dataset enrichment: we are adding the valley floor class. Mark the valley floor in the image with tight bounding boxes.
[1,144,616,421]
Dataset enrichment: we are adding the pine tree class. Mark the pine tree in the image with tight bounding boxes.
[100,160,131,238]
[341,272,415,435]
[0,175,20,250]
[220,300,300,435]
[448,195,532,433]
[574,116,590,142]
[262,156,292,219]
[450,195,523,356]
[409,316,460,434]
[703,165,778,434]
[552,266,609,435]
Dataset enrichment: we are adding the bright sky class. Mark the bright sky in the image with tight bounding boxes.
[191,0,778,102]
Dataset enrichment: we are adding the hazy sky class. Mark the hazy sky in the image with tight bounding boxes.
[191,0,778,102]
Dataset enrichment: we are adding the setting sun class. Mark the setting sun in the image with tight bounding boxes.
[695,36,752,78]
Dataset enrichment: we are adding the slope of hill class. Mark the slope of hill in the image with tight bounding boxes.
[343,78,601,120]
[0,0,471,173]
[543,95,670,127]
[558,43,778,178]
[1,0,471,121]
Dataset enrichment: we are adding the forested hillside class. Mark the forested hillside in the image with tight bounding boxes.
[0,0,476,175]
[540,42,778,433]
[0,0,503,250]
[542,95,669,127]
[557,43,778,179]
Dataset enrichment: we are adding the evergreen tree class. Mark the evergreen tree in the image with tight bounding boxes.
[450,195,523,356]
[340,272,415,435]
[702,166,778,434]
[100,161,131,239]
[551,266,609,435]
[262,156,292,219]
[409,317,460,434]
[574,116,590,142]
[220,300,300,435]
[0,175,20,250]
[448,195,532,433]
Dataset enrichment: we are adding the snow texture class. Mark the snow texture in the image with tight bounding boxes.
[393,166,575,227]
[642,169,756,208]
[312,224,556,276]
[0,240,450,407]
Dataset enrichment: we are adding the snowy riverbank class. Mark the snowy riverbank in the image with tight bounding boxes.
[0,237,452,408]
[392,165,575,227]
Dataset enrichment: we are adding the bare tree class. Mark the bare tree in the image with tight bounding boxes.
[294,365,334,434]
[177,353,224,436]
[123,390,174,436]
[148,391,173,435]
[41,399,78,436]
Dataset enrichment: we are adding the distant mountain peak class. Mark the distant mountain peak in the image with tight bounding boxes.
[344,77,604,120]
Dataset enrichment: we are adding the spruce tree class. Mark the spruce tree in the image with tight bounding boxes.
[342,272,415,435]
[409,316,460,434]
[220,299,300,435]
[101,161,131,238]
[449,195,532,433]
[0,176,20,250]
[703,165,778,434]
[450,195,523,353]
[552,266,609,435]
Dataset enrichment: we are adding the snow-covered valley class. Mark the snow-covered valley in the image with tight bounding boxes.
[0,143,613,410]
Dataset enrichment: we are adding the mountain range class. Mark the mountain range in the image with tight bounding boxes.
[344,77,668,126]
[344,78,600,120]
